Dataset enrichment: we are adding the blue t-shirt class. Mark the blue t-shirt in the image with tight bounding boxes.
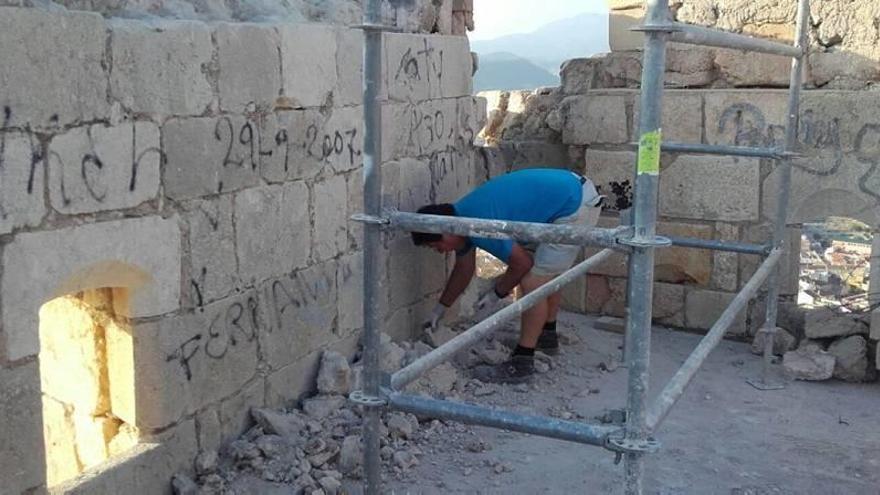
[453,169,583,262]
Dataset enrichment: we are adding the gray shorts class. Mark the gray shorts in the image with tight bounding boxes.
[526,175,604,277]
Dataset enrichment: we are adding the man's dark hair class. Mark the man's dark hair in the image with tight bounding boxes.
[411,204,456,246]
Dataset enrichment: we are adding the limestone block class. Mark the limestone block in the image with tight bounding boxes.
[783,347,835,381]
[57,420,197,495]
[0,8,108,127]
[216,22,281,112]
[313,174,349,261]
[195,408,222,454]
[810,52,880,90]
[136,292,261,429]
[47,121,161,214]
[828,335,869,382]
[560,58,601,95]
[163,115,262,200]
[750,327,797,356]
[42,395,80,486]
[387,236,446,312]
[38,296,108,415]
[279,23,337,108]
[2,216,181,361]
[632,92,702,143]
[235,182,310,285]
[562,94,629,145]
[711,223,739,291]
[181,196,239,307]
[265,350,322,408]
[584,149,635,210]
[609,7,645,52]
[218,379,265,442]
[384,158,432,213]
[714,49,792,87]
[685,289,747,334]
[337,252,364,336]
[261,106,364,184]
[382,98,460,160]
[665,47,716,88]
[336,28,365,106]
[430,145,478,204]
[346,168,364,251]
[704,91,788,147]
[74,414,117,470]
[0,362,46,493]
[660,155,760,221]
[804,309,868,339]
[259,261,338,370]
[654,282,686,327]
[384,33,472,102]
[109,19,214,115]
[0,131,46,234]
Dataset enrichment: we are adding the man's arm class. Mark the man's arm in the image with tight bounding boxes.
[495,244,533,296]
[438,248,476,307]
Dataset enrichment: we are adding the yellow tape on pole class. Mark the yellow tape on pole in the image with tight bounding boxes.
[637,129,661,175]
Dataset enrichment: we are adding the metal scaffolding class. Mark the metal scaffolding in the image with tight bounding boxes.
[352,0,810,492]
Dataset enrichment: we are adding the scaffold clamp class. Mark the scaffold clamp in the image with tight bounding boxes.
[349,390,387,408]
[351,213,390,226]
[606,435,661,462]
[618,235,672,249]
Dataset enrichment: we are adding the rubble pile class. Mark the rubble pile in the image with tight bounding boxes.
[171,320,581,494]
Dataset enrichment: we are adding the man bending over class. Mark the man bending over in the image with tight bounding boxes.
[411,168,604,384]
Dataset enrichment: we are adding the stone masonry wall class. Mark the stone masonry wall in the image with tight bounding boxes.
[0,6,483,494]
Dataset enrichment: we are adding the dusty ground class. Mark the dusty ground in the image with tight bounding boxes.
[383,311,880,495]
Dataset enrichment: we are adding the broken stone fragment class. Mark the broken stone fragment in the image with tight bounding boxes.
[392,450,418,470]
[750,327,797,356]
[386,412,415,440]
[804,309,868,339]
[783,347,835,381]
[316,351,352,395]
[425,325,458,348]
[251,408,308,439]
[318,476,342,495]
[227,439,261,461]
[828,335,869,382]
[194,450,219,476]
[171,473,198,495]
[302,395,347,420]
[338,435,362,475]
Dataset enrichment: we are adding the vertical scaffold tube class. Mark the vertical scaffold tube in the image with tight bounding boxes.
[759,0,810,386]
[361,0,383,493]
[625,1,670,493]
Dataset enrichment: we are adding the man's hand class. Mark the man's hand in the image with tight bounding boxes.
[423,303,447,332]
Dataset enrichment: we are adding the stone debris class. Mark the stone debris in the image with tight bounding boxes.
[194,450,219,476]
[804,310,868,339]
[252,407,308,438]
[303,395,347,420]
[783,347,836,381]
[425,325,459,348]
[750,327,797,356]
[316,351,352,395]
[828,335,870,382]
[171,473,199,495]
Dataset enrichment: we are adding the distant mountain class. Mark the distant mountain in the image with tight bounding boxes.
[474,52,558,92]
[471,13,609,86]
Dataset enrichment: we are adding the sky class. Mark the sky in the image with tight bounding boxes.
[470,0,609,41]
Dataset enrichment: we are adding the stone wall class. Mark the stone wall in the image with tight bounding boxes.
[0,6,483,494]
[609,0,880,90]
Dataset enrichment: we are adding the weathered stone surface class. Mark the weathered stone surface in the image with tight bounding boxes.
[337,252,364,336]
[163,115,262,200]
[714,49,792,87]
[750,327,797,356]
[382,98,459,160]
[338,435,362,475]
[336,28,364,106]
[562,94,629,145]
[685,289,747,334]
[109,19,214,115]
[810,52,880,90]
[235,182,310,285]
[384,157,432,213]
[302,394,346,420]
[316,351,351,395]
[384,33,472,102]
[632,92,703,143]
[653,283,685,328]
[47,121,161,214]
[387,236,447,312]
[0,131,46,234]
[2,216,180,361]
[609,7,644,52]
[216,22,281,112]
[313,175,349,262]
[783,347,835,381]
[0,8,109,127]
[259,262,338,370]
[251,408,307,438]
[804,309,868,339]
[0,362,45,493]
[560,58,601,95]
[218,379,265,442]
[704,91,788,147]
[195,407,223,454]
[828,335,869,382]
[660,155,760,221]
[135,292,260,429]
[278,23,337,108]
[182,196,239,307]
[261,106,364,184]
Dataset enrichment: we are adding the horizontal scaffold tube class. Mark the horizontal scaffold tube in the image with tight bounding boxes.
[385,390,622,447]
[388,210,630,250]
[668,22,802,58]
[390,249,616,389]
[659,142,785,160]
[645,249,784,432]
[667,236,770,255]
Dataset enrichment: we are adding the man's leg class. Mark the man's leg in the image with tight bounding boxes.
[518,273,554,347]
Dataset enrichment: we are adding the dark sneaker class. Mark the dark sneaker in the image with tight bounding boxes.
[471,355,535,384]
[536,329,560,356]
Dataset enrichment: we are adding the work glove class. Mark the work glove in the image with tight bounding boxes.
[422,303,447,333]
[474,287,507,319]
